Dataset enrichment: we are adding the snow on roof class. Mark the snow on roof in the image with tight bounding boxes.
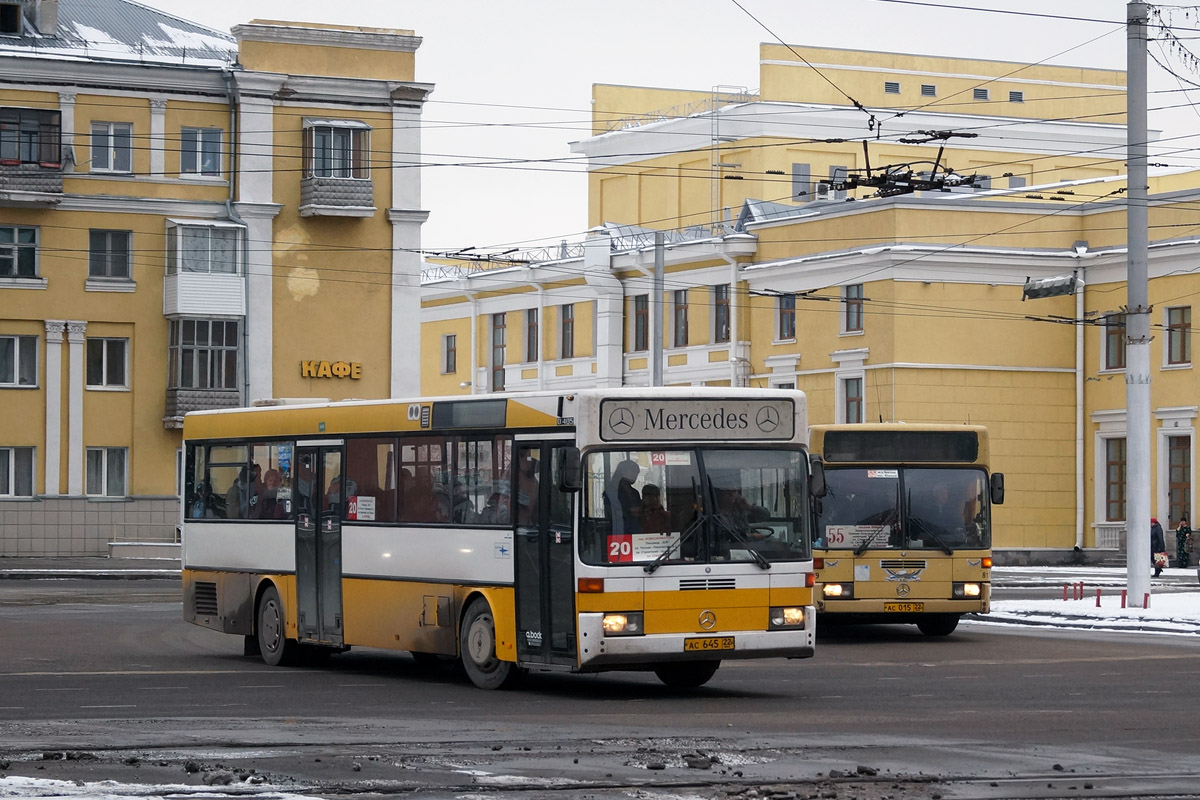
[0,0,235,68]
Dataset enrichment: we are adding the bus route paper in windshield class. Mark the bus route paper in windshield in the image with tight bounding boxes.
[600,398,795,442]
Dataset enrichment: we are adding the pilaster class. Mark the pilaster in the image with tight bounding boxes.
[57,92,76,171]
[388,209,429,397]
[65,321,86,495]
[149,99,168,176]
[43,321,65,495]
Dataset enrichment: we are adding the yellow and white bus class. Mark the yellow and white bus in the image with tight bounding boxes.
[182,388,821,689]
[810,424,1003,636]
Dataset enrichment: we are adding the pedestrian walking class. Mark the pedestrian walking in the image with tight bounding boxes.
[1176,515,1193,569]
[1151,517,1167,577]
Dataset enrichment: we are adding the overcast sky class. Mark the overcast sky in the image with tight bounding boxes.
[143,1,1195,254]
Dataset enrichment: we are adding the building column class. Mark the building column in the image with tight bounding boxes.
[235,203,282,404]
[149,99,167,177]
[388,209,429,397]
[584,231,623,388]
[43,320,65,496]
[65,321,86,495]
[57,92,76,171]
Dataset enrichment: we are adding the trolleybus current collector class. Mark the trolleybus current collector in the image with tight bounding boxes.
[181,388,823,688]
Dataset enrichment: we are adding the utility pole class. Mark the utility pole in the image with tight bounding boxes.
[1126,1,1151,605]
[650,232,664,387]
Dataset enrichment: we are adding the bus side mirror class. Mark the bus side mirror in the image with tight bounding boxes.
[809,455,827,499]
[557,447,582,493]
[990,472,1005,505]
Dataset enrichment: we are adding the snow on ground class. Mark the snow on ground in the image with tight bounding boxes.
[0,776,309,800]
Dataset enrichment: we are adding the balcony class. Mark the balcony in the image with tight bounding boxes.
[163,387,242,429]
[0,162,64,207]
[299,176,375,217]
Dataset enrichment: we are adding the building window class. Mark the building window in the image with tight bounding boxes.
[0,225,36,278]
[180,127,221,177]
[168,319,238,390]
[165,224,240,275]
[1167,306,1191,365]
[843,377,863,424]
[88,230,131,279]
[86,338,127,388]
[1103,313,1126,371]
[884,81,900,94]
[0,334,36,387]
[0,107,61,165]
[86,447,127,497]
[560,304,575,359]
[1169,435,1191,527]
[673,289,689,347]
[90,122,132,173]
[0,4,21,34]
[303,123,370,179]
[0,446,34,496]
[1009,91,1025,103]
[973,88,989,101]
[843,283,864,333]
[633,294,649,352]
[443,334,457,374]
[1105,437,1126,521]
[525,309,538,362]
[491,312,505,392]
[921,84,937,97]
[778,293,796,340]
[713,284,730,343]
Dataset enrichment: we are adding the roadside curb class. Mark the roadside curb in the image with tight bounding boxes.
[0,569,180,581]
[967,612,1200,635]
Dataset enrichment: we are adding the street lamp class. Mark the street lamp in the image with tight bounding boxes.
[1022,273,1078,301]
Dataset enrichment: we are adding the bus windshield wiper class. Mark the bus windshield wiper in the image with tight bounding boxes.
[645,478,705,574]
[918,522,955,555]
[709,513,772,570]
[852,524,887,556]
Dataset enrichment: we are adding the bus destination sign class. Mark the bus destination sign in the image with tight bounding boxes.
[599,398,794,442]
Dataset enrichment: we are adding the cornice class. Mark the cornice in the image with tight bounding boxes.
[56,195,229,218]
[387,209,431,224]
[232,23,421,53]
[0,57,228,96]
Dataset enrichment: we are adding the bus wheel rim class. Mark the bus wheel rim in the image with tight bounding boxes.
[467,614,495,668]
[262,599,282,652]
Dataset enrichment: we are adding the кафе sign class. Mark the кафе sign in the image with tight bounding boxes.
[300,360,363,379]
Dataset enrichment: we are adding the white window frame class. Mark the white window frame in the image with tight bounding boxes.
[0,334,37,387]
[1164,305,1192,368]
[442,333,457,375]
[303,119,371,179]
[90,121,132,173]
[712,284,730,344]
[86,337,128,389]
[0,224,37,278]
[180,126,222,177]
[836,372,865,424]
[168,318,239,391]
[525,308,539,363]
[1156,410,1196,528]
[164,221,242,275]
[88,229,131,280]
[86,446,127,497]
[0,446,35,497]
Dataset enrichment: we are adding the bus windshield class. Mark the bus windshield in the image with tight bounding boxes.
[816,467,991,551]
[580,448,810,566]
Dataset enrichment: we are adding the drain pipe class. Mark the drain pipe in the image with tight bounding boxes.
[223,70,250,405]
[1075,270,1087,551]
[720,250,746,387]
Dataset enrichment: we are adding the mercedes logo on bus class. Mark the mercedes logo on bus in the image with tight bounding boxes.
[896,583,911,598]
[608,406,635,435]
[755,406,780,433]
[699,610,717,630]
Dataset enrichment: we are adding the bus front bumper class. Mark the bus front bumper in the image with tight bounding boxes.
[576,610,816,669]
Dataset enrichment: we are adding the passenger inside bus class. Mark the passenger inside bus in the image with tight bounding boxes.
[605,459,643,534]
[640,484,671,533]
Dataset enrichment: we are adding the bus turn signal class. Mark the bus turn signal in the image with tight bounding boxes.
[578,577,605,593]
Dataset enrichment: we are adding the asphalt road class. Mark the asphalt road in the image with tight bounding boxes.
[1,577,1199,799]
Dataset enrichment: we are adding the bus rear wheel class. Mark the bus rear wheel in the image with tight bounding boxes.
[917,614,960,637]
[257,585,299,666]
[654,661,720,688]
[460,598,522,690]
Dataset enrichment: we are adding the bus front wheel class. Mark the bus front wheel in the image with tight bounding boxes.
[257,585,299,666]
[460,598,522,690]
[917,614,960,637]
[654,661,720,688]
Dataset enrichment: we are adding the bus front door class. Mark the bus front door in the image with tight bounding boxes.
[293,445,344,646]
[514,442,577,666]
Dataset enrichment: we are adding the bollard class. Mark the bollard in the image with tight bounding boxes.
[1096,588,1101,607]
[1121,589,1127,608]
[1144,593,1150,609]
[1063,584,1069,601]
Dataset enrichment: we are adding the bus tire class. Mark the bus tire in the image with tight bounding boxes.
[654,661,720,688]
[460,598,522,690]
[257,585,299,667]
[917,614,960,637]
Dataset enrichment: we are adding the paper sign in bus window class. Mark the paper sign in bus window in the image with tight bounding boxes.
[608,532,681,562]
[347,496,376,521]
[867,469,898,478]
[824,524,889,547]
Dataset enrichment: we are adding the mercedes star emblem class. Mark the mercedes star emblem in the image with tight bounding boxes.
[608,407,635,435]
[699,610,717,630]
[896,583,911,598]
[756,406,780,433]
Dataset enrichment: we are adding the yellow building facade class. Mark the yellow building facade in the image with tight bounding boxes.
[421,45,1195,563]
[1,0,428,555]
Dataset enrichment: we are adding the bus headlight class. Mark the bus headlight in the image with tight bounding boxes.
[769,606,806,629]
[953,582,982,598]
[602,612,644,636]
[822,582,853,599]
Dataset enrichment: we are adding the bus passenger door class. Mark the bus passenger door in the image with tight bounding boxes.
[294,444,344,646]
[514,442,577,665]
